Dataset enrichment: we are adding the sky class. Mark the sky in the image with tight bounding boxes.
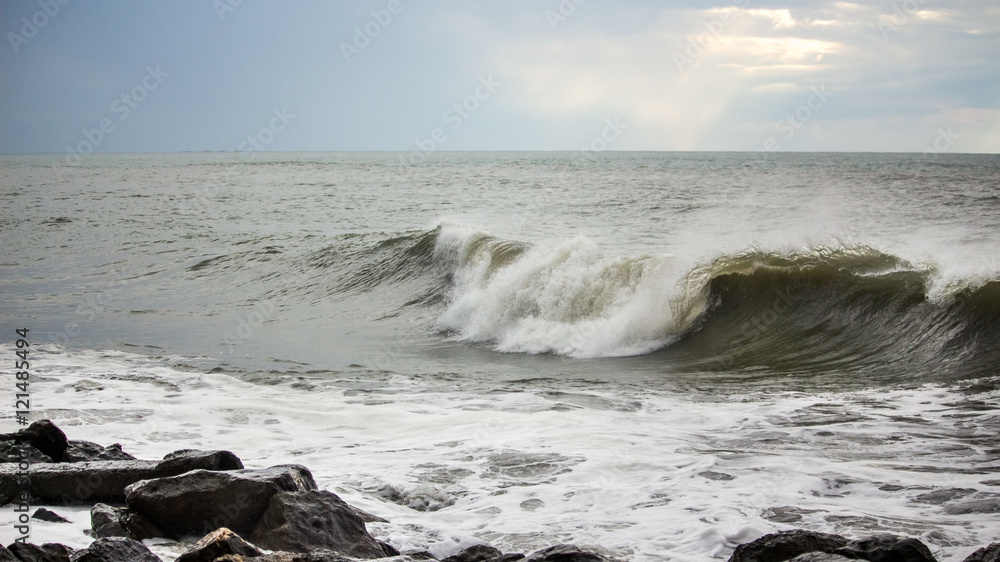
[1,0,998,154]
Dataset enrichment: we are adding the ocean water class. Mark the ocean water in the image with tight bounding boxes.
[0,152,998,561]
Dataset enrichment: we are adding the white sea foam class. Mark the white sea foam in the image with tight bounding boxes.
[435,227,697,358]
[1,345,997,561]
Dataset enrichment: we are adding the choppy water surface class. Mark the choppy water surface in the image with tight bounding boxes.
[0,152,998,560]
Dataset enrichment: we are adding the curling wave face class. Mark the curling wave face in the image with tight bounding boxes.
[324,224,1000,382]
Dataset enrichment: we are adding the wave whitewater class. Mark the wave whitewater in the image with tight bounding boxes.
[262,225,1000,380]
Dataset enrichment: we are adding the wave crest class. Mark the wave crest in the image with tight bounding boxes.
[429,226,999,378]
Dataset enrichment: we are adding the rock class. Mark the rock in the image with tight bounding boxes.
[443,544,505,562]
[248,490,387,558]
[8,543,74,562]
[63,441,136,463]
[125,465,316,538]
[401,551,437,560]
[0,442,53,463]
[0,545,15,562]
[493,556,527,562]
[789,554,855,562]
[0,420,68,462]
[215,552,353,562]
[32,508,70,522]
[834,534,936,562]
[0,449,244,504]
[155,450,243,474]
[524,545,608,562]
[349,505,388,524]
[379,541,400,557]
[68,537,161,562]
[963,544,1000,562]
[90,503,163,540]
[728,530,850,562]
[175,527,263,562]
[90,503,128,538]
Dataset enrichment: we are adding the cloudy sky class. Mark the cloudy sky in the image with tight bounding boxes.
[1,0,997,154]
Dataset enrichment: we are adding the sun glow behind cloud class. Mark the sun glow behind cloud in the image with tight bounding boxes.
[489,1,999,151]
[0,0,997,152]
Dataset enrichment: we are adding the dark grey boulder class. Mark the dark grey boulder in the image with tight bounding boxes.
[90,504,127,539]
[0,442,52,463]
[728,530,850,562]
[0,422,135,464]
[442,544,505,562]
[0,545,15,562]
[175,527,263,562]
[0,449,244,504]
[493,556,527,562]
[400,550,437,560]
[8,542,74,562]
[90,503,163,540]
[789,554,855,562]
[963,544,1000,562]
[834,534,937,562]
[31,508,70,523]
[224,552,354,561]
[524,544,608,562]
[248,490,387,558]
[155,450,242,473]
[379,541,400,557]
[125,465,316,538]
[62,441,135,463]
[0,420,67,462]
[68,537,161,562]
[349,505,388,524]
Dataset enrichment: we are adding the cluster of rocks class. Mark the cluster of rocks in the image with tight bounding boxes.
[2,421,998,562]
[1,421,611,561]
[727,529,999,562]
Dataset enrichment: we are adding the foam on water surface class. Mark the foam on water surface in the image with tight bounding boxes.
[1,345,997,561]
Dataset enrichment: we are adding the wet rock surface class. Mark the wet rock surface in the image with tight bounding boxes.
[124,465,316,537]
[248,490,388,558]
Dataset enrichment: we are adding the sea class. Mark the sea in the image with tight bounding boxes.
[0,151,998,561]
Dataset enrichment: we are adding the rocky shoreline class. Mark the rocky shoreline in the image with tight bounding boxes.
[2,420,997,562]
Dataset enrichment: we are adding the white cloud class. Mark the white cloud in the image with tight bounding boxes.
[746,9,797,29]
[483,1,999,151]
